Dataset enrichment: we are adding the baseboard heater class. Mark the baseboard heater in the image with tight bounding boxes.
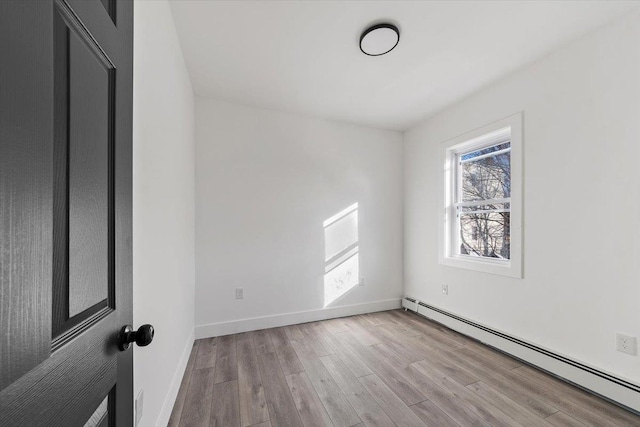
[402,296,640,415]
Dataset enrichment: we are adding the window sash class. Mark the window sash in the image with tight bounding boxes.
[453,203,511,249]
[453,207,511,258]
[455,199,511,217]
[454,145,511,207]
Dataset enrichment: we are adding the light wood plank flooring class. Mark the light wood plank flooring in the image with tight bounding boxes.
[168,309,640,427]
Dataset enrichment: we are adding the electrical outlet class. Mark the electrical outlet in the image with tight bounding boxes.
[235,288,244,299]
[616,333,637,356]
[359,276,365,286]
[134,389,144,426]
[441,284,448,295]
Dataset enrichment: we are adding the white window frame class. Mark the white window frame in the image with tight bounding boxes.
[439,113,523,278]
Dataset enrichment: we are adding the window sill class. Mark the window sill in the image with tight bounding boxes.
[440,255,522,278]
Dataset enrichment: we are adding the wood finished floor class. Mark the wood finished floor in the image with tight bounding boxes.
[168,310,640,427]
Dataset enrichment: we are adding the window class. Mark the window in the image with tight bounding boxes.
[440,113,523,278]
[457,139,511,259]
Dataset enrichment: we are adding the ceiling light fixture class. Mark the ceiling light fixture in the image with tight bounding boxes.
[359,23,400,56]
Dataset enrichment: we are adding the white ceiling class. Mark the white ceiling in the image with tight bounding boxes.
[169,0,639,131]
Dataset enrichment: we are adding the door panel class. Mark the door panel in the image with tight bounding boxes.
[0,0,134,425]
[67,22,112,318]
[52,0,115,331]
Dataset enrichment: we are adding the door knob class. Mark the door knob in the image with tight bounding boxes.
[119,324,154,351]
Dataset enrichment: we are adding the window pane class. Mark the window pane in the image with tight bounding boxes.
[461,151,510,202]
[458,210,510,259]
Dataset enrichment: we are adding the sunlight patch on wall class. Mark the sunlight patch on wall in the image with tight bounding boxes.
[324,203,359,307]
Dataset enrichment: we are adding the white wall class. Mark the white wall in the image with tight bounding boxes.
[195,99,403,335]
[404,11,640,384]
[133,1,195,426]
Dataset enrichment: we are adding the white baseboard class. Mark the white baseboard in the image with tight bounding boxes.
[195,298,402,339]
[402,297,640,414]
[154,328,195,427]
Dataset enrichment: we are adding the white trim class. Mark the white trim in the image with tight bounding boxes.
[439,112,523,278]
[195,298,401,339]
[154,328,195,427]
[402,297,640,413]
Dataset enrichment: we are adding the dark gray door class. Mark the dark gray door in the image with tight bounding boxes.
[1,0,134,425]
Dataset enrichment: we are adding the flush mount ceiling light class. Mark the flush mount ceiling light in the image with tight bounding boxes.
[359,23,400,56]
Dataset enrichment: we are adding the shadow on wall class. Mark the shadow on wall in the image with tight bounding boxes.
[323,203,359,307]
